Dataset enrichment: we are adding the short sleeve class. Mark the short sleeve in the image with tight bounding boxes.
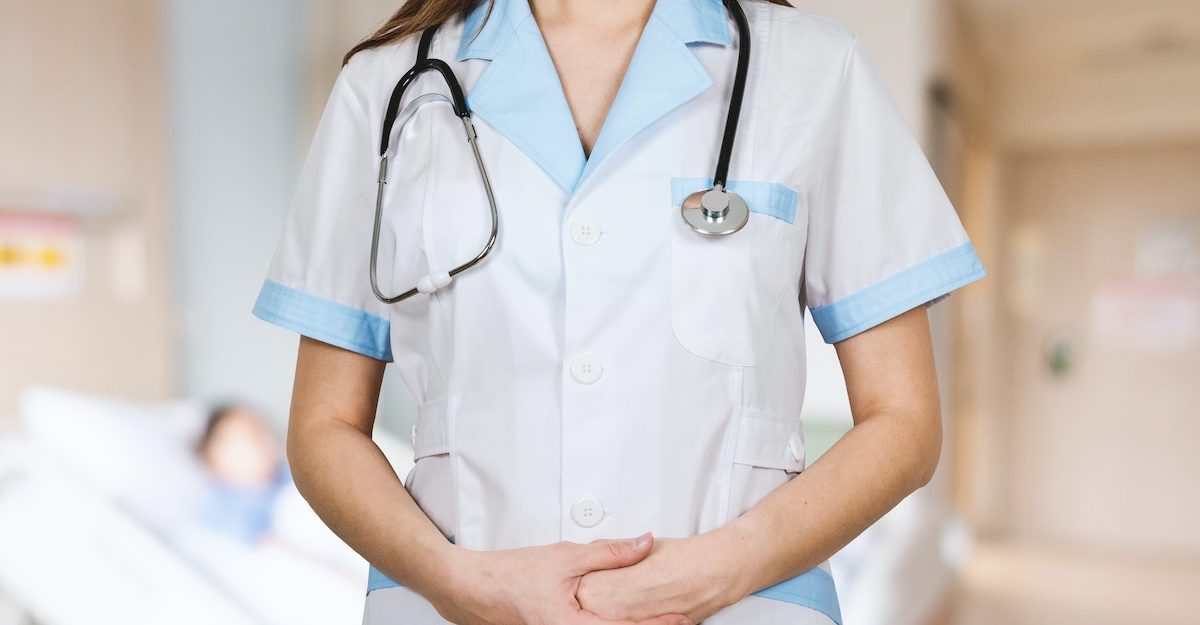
[803,35,986,344]
[252,67,393,361]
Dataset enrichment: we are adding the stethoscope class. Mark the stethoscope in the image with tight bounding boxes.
[370,0,752,304]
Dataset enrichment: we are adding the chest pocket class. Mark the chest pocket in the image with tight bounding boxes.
[668,178,799,366]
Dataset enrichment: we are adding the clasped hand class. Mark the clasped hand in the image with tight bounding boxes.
[428,531,746,625]
[576,533,742,623]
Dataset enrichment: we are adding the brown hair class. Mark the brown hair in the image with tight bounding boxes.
[196,402,238,457]
[344,0,488,65]
[344,0,791,66]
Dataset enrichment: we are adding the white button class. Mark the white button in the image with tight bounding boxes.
[570,498,605,527]
[569,218,602,245]
[569,354,603,384]
[788,433,804,462]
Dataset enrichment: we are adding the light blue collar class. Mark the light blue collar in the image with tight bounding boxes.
[450,0,733,193]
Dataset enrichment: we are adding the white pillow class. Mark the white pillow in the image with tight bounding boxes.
[18,386,211,531]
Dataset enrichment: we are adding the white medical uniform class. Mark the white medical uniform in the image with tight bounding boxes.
[253,0,986,623]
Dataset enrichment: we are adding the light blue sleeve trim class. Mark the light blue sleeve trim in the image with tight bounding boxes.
[670,177,799,224]
[367,565,399,594]
[752,566,842,625]
[252,279,393,362]
[366,534,455,594]
[811,242,986,344]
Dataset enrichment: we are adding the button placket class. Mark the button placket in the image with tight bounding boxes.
[560,205,613,538]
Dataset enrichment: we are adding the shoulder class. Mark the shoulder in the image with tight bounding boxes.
[753,2,859,75]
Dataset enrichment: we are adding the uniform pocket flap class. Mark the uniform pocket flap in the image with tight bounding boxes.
[410,397,450,460]
[733,411,805,472]
[669,178,800,224]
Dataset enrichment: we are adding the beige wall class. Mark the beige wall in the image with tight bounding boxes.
[998,143,1200,555]
[0,0,173,419]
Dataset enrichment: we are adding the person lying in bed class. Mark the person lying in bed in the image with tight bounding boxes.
[195,402,290,544]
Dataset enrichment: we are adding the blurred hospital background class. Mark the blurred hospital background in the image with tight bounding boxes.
[1,0,1198,623]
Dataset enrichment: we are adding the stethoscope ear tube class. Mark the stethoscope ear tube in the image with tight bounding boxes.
[379,59,471,155]
[369,113,499,303]
[370,25,499,305]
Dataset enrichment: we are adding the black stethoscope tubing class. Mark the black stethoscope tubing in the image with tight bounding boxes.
[369,0,752,303]
[713,0,750,191]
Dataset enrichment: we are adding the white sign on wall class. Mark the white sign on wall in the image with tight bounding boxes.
[1090,279,1200,351]
[0,213,86,300]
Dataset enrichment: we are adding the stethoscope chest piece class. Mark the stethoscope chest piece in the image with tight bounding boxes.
[681,186,749,236]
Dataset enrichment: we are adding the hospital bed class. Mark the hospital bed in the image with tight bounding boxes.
[0,387,414,625]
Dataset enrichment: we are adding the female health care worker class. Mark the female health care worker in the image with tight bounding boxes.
[252,0,987,623]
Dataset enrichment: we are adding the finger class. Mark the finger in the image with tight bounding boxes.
[636,615,693,625]
[570,532,653,574]
[570,610,693,625]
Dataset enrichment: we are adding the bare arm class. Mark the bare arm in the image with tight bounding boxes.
[288,336,690,625]
[577,306,943,620]
[286,336,452,598]
[721,304,943,593]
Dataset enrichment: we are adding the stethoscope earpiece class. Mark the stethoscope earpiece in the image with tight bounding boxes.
[681,186,749,236]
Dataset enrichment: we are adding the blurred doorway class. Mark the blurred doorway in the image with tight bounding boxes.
[953,144,1200,625]
[945,1,1200,624]
[998,144,1200,556]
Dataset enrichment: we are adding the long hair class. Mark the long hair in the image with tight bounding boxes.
[344,0,488,65]
[344,0,791,65]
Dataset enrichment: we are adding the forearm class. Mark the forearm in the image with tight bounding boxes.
[716,405,941,600]
[574,309,943,622]
[288,416,458,601]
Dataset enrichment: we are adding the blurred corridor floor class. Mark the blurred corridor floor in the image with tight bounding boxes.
[948,541,1200,625]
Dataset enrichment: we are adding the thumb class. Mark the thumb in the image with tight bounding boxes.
[572,532,653,574]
